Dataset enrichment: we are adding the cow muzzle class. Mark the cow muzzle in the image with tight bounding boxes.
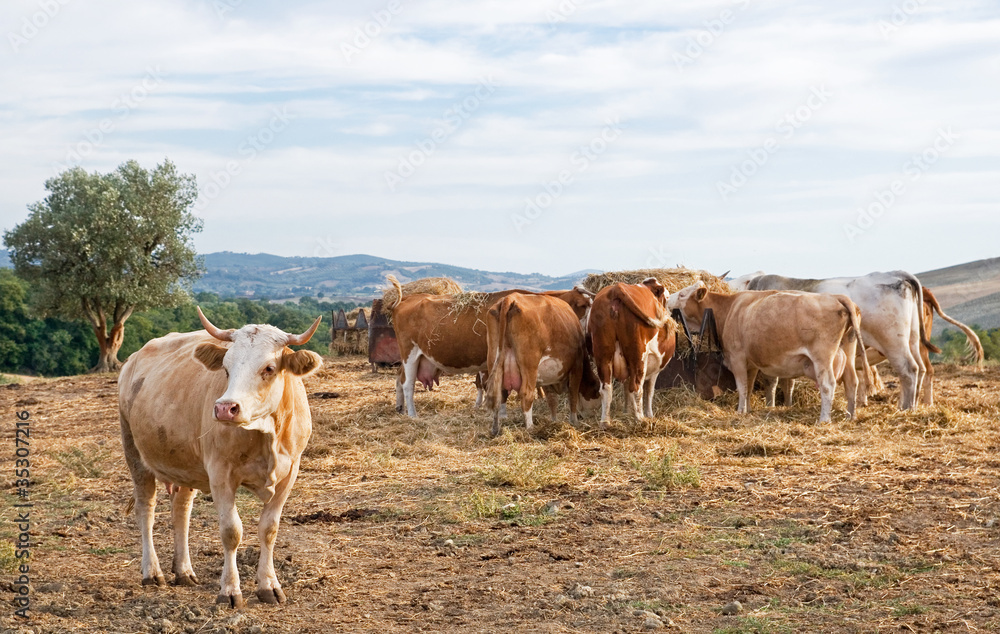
[214,401,241,422]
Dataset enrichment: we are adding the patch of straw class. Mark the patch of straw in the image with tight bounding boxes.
[582,267,733,295]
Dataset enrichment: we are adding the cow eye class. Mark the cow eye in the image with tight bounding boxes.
[263,365,276,376]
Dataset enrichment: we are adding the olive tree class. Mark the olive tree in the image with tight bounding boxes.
[3,159,202,372]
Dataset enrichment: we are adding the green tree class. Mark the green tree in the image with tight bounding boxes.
[3,159,202,372]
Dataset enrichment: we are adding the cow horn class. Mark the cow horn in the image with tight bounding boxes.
[718,270,731,280]
[197,307,234,342]
[286,315,323,346]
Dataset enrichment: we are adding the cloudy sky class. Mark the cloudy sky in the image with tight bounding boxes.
[1,0,997,279]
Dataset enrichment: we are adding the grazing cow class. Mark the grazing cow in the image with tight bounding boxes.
[484,293,600,436]
[388,277,594,417]
[587,278,677,425]
[118,308,322,607]
[668,282,871,422]
[730,271,935,410]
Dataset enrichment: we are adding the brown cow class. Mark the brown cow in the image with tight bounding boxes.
[587,278,677,425]
[668,282,871,422]
[118,309,322,607]
[485,293,600,436]
[387,277,594,417]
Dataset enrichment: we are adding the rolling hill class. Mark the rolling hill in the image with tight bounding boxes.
[190,252,593,301]
[917,257,1000,333]
[4,247,1000,329]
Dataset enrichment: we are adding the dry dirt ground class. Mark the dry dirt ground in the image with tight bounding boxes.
[3,358,1000,633]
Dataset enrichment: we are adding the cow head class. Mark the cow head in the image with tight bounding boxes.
[667,282,708,334]
[726,271,764,292]
[193,307,323,432]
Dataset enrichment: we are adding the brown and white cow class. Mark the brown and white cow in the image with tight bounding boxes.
[118,308,322,607]
[587,278,677,425]
[669,282,871,422]
[484,293,600,436]
[387,276,594,417]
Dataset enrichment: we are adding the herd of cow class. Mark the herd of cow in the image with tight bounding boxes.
[387,270,983,429]
[115,269,984,606]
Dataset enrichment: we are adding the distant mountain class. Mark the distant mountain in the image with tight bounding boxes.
[0,249,9,268]
[917,257,1000,334]
[193,252,590,300]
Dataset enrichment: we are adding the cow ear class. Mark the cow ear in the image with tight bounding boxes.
[195,343,227,371]
[695,287,708,301]
[282,349,323,377]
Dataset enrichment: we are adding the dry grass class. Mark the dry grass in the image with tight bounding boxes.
[380,275,463,309]
[582,267,734,295]
[3,360,1000,633]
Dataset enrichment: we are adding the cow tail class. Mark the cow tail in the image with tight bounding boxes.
[926,290,984,366]
[841,297,873,385]
[487,298,512,407]
[900,272,941,355]
[617,287,666,329]
[385,275,404,311]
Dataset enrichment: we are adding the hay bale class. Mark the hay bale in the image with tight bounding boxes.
[581,268,732,296]
[381,275,463,310]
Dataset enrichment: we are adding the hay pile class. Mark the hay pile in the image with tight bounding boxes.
[581,268,733,295]
[382,275,463,309]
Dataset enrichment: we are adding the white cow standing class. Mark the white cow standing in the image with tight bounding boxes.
[729,270,934,410]
[119,308,322,607]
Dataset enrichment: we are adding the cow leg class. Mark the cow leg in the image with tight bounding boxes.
[816,361,836,423]
[170,486,199,586]
[121,415,166,588]
[920,344,934,406]
[210,481,245,608]
[255,461,300,605]
[731,360,751,414]
[544,389,560,421]
[401,350,421,417]
[474,372,486,409]
[761,375,778,407]
[520,370,538,433]
[599,382,613,428]
[843,353,860,419]
[888,349,920,411]
[394,368,404,413]
[642,372,658,418]
[779,378,794,407]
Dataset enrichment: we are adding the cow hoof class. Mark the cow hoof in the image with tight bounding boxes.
[395,405,403,414]
[142,574,166,587]
[173,573,199,587]
[216,593,245,609]
[256,587,286,604]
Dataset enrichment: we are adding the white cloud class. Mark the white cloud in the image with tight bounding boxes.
[1,0,998,278]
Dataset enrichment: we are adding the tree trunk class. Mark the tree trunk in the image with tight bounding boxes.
[90,318,126,373]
